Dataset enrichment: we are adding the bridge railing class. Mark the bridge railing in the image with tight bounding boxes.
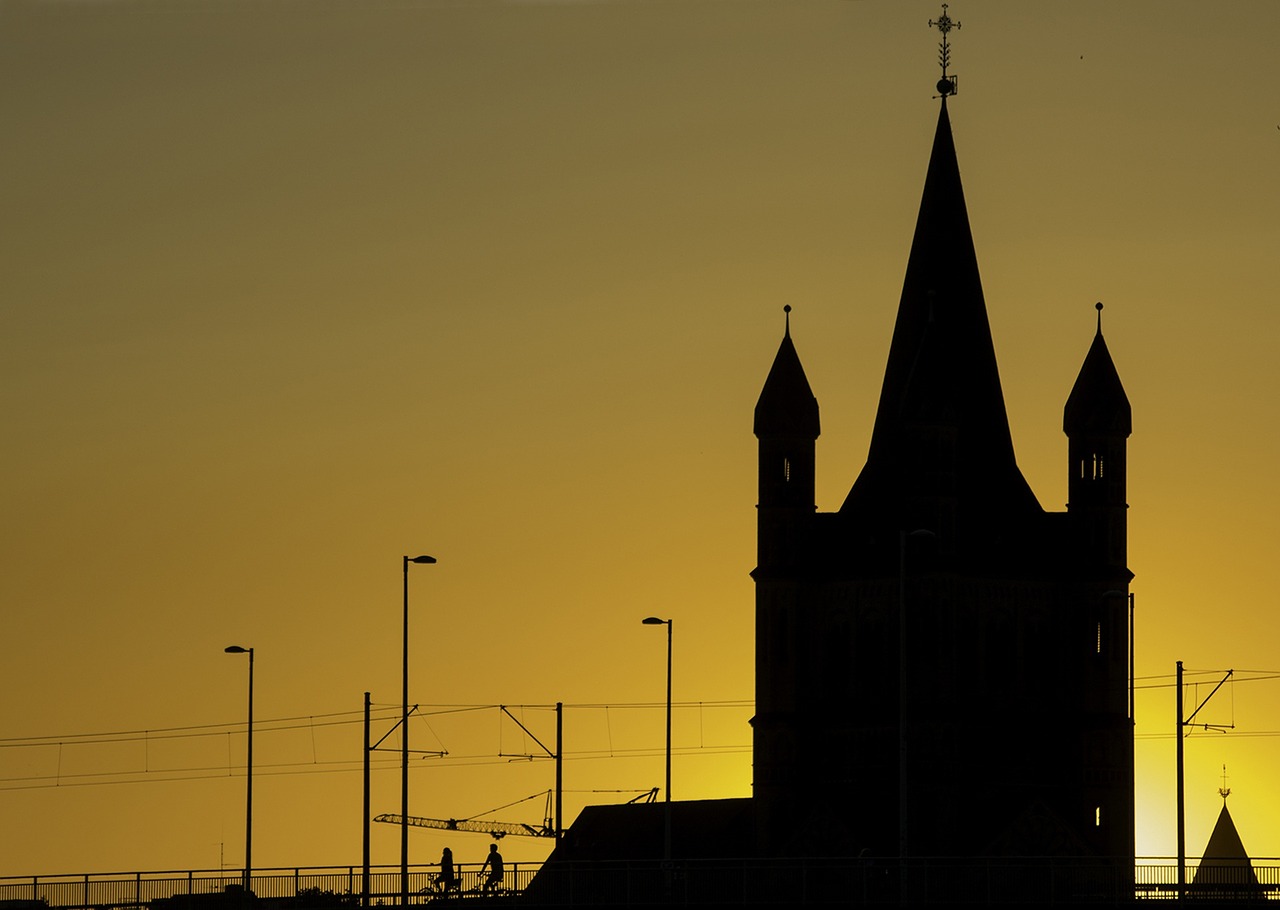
[6,858,1280,907]
[0,863,538,909]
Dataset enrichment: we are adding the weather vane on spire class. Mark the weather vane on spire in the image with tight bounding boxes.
[928,3,961,98]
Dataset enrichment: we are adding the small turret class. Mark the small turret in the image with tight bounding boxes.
[754,306,819,572]
[1065,302,1131,570]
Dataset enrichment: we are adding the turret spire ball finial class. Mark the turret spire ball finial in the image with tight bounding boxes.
[928,3,961,98]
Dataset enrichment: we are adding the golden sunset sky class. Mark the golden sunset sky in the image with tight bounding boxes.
[3,0,1279,877]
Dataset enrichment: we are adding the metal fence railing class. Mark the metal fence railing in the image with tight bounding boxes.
[0,863,537,909]
[5,858,1280,907]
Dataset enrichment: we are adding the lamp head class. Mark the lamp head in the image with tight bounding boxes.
[642,617,668,626]
[408,555,437,564]
[224,646,250,654]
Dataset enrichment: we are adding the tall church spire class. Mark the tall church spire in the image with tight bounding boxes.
[841,99,1038,531]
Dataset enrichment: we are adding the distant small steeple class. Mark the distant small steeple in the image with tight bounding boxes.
[1193,773,1261,897]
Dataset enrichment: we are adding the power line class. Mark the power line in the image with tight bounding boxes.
[0,709,398,749]
[1133,671,1280,691]
[0,743,752,792]
[0,701,752,750]
[0,701,755,792]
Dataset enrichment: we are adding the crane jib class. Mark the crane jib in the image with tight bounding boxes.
[372,813,554,839]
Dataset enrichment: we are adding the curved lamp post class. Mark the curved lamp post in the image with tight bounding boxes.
[224,646,254,893]
[642,616,672,863]
[402,555,436,908]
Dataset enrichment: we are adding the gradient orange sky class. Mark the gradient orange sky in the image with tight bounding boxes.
[3,0,1279,877]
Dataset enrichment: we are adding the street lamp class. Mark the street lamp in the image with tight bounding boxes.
[642,616,672,863]
[224,646,254,894]
[402,555,436,908]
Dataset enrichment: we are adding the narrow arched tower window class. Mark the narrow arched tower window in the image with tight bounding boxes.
[1079,453,1106,481]
[783,457,791,483]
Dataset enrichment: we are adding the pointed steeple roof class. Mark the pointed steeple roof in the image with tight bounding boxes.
[1192,800,1261,894]
[842,100,1037,521]
[1201,803,1253,863]
[754,306,820,439]
[1064,304,1131,436]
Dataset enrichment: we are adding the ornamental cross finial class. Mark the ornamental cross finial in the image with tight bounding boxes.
[1219,764,1232,802]
[928,3,961,98]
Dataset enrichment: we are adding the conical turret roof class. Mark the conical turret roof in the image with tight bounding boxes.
[1064,306,1131,436]
[754,308,820,440]
[1192,801,1261,895]
[1200,803,1253,866]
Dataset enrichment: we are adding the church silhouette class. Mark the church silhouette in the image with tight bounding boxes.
[752,96,1133,871]
[533,88,1134,908]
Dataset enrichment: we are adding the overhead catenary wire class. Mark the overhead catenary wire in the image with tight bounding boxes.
[0,743,753,792]
[12,676,1280,780]
[1132,670,1280,690]
[0,700,755,792]
[22,673,1280,791]
[0,709,402,749]
[12,679,1280,759]
[0,700,753,750]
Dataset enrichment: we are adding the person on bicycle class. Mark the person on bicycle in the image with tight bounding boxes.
[433,847,457,895]
[479,843,504,894]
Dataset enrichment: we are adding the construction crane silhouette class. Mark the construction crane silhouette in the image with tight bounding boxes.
[376,790,557,840]
[374,788,658,840]
[375,812,554,840]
